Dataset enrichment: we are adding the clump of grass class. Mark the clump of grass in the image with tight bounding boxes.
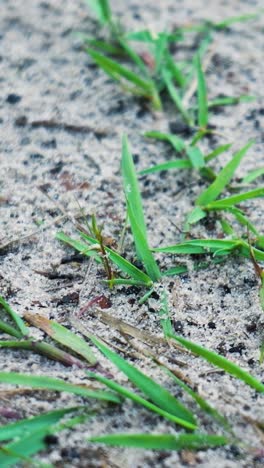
[57,135,161,289]
[186,140,264,239]
[83,0,255,118]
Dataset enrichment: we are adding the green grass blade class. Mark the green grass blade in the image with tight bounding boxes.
[126,203,161,281]
[87,369,196,429]
[121,135,146,236]
[159,289,174,337]
[199,166,217,182]
[0,407,80,442]
[242,167,264,184]
[184,33,212,87]
[103,278,150,287]
[0,430,51,467]
[186,146,205,169]
[206,187,264,208]
[89,433,228,450]
[162,257,226,277]
[196,141,254,206]
[56,232,101,262]
[122,135,161,281]
[165,52,186,88]
[79,231,153,285]
[0,296,28,337]
[85,0,112,25]
[86,48,154,94]
[57,231,152,286]
[240,243,264,262]
[0,372,120,403]
[24,314,97,365]
[186,207,207,225]
[169,335,264,393]
[220,218,236,236]
[153,32,168,75]
[208,95,255,108]
[214,12,261,29]
[220,207,259,237]
[118,36,149,76]
[144,131,186,152]
[204,143,232,163]
[195,54,208,128]
[0,320,22,339]
[0,412,90,467]
[163,368,229,428]
[126,30,183,44]
[162,69,193,125]
[162,265,188,276]
[139,159,191,175]
[153,239,238,255]
[82,38,123,55]
[89,335,196,426]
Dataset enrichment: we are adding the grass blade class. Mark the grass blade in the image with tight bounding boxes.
[0,412,90,467]
[87,369,196,429]
[162,257,226,277]
[214,12,261,29]
[121,135,146,236]
[81,37,124,55]
[208,95,255,108]
[162,69,193,125]
[162,367,229,428]
[165,51,186,87]
[122,135,161,281]
[0,372,120,403]
[57,231,152,286]
[196,141,254,206]
[242,167,264,184]
[169,335,264,393]
[225,207,259,236]
[56,232,101,262]
[23,313,97,365]
[159,289,174,337]
[89,433,228,450]
[0,320,22,339]
[0,340,86,368]
[85,0,112,24]
[186,146,205,169]
[186,206,207,225]
[139,159,191,175]
[204,143,232,163]
[195,54,208,128]
[126,203,161,281]
[144,131,186,152]
[79,231,153,285]
[0,296,28,337]
[85,48,160,108]
[89,335,196,426]
[206,187,264,208]
[85,48,152,92]
[0,407,80,442]
[153,239,238,255]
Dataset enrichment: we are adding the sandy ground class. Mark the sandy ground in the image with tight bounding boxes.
[0,0,264,466]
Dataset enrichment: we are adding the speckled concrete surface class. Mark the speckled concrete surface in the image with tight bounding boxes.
[0,0,264,466]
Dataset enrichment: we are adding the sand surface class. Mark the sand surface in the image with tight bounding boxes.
[0,0,264,466]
